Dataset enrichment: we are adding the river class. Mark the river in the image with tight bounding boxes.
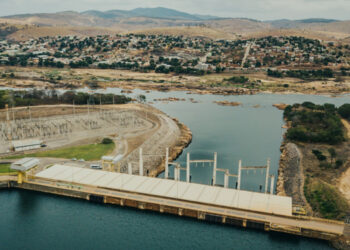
[1,89,349,249]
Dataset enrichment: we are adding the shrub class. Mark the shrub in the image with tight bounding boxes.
[312,149,327,161]
[304,179,349,220]
[338,104,350,120]
[102,138,113,144]
[335,160,344,168]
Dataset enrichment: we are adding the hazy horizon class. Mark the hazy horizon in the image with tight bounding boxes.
[1,0,349,21]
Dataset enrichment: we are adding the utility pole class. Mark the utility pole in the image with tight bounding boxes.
[265,158,270,194]
[165,148,169,179]
[73,100,75,117]
[5,104,12,142]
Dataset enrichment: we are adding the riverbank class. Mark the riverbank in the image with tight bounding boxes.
[277,106,350,249]
[150,118,192,177]
[1,66,349,97]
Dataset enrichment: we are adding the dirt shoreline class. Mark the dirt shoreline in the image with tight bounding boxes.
[149,118,192,178]
[1,66,349,97]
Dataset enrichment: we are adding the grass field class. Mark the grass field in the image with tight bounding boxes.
[0,164,16,174]
[304,178,349,220]
[5,142,115,161]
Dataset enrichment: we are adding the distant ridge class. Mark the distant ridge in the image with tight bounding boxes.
[266,18,339,29]
[81,7,221,21]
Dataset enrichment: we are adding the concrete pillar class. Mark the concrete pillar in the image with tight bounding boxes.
[265,158,270,193]
[270,175,275,195]
[224,170,229,188]
[212,152,217,186]
[174,165,178,181]
[128,163,132,175]
[237,160,242,190]
[165,147,169,179]
[186,153,190,183]
[139,148,143,176]
[174,165,180,181]
[18,172,23,184]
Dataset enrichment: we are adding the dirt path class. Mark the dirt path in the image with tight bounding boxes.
[338,168,350,201]
[341,119,350,139]
[338,119,350,201]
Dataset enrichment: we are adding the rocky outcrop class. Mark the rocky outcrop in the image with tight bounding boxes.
[273,103,288,110]
[213,101,242,107]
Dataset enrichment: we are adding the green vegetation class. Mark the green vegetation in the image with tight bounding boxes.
[101,138,113,144]
[0,163,16,174]
[338,104,350,120]
[312,150,326,161]
[311,148,344,169]
[136,94,146,103]
[7,142,115,161]
[304,178,349,220]
[0,89,131,109]
[267,68,334,80]
[224,76,249,84]
[284,102,346,144]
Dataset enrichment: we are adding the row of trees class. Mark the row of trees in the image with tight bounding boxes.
[0,90,131,109]
[268,69,334,79]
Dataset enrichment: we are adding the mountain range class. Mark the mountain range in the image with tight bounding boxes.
[0,7,349,41]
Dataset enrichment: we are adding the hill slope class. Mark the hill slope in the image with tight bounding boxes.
[1,8,350,41]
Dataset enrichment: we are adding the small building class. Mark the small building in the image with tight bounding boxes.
[11,158,40,172]
[12,139,43,152]
[101,154,124,171]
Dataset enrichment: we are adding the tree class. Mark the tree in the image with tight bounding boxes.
[338,104,350,120]
[137,95,146,103]
[102,138,113,144]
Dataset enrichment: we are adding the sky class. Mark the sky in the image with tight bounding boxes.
[0,0,349,20]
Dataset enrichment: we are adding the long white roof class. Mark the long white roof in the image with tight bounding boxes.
[36,164,292,216]
[12,139,43,148]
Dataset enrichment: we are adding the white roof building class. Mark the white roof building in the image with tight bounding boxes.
[36,164,292,216]
[12,139,43,152]
[11,158,40,172]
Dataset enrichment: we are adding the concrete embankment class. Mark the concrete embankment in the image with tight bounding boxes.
[0,181,9,189]
[150,118,192,177]
[277,143,311,210]
[0,175,17,189]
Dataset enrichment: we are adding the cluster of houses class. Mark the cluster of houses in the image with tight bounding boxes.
[0,34,348,74]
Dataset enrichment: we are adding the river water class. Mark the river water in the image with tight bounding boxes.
[1,89,349,250]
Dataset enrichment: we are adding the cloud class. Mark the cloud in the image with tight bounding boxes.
[0,0,349,20]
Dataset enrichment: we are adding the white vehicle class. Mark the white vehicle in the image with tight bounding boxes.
[90,164,102,170]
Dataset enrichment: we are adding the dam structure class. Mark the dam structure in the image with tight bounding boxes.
[1,153,348,243]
